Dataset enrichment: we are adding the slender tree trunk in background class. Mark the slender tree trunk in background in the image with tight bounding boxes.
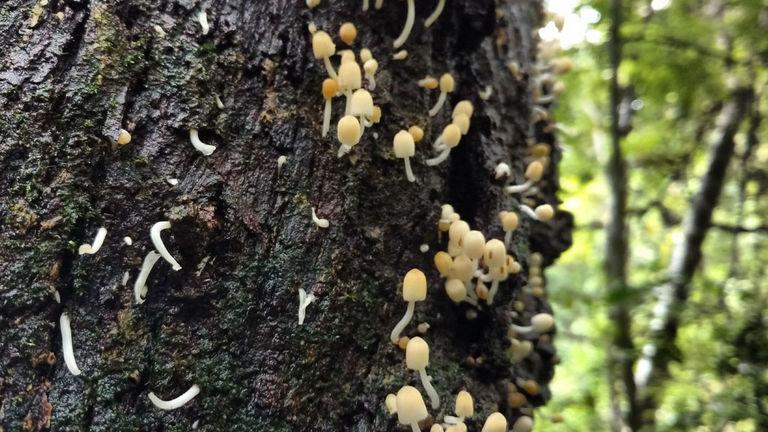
[605,0,639,430]
[633,87,754,430]
[0,1,572,430]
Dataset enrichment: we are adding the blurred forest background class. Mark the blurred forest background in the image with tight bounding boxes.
[538,0,768,430]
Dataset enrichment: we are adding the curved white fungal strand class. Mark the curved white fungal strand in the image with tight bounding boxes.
[311,207,330,228]
[134,251,161,304]
[148,384,200,410]
[60,313,82,376]
[78,227,107,255]
[150,221,182,271]
[198,11,210,35]
[123,236,133,246]
[189,129,216,156]
[298,288,316,325]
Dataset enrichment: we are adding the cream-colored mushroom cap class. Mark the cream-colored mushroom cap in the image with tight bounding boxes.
[371,106,382,123]
[434,251,453,277]
[340,49,356,64]
[447,424,468,432]
[431,424,445,432]
[512,415,534,432]
[532,313,555,333]
[448,220,470,244]
[453,113,470,135]
[393,130,415,158]
[525,161,544,181]
[403,269,427,301]
[364,59,378,75]
[482,412,508,432]
[405,336,429,369]
[439,73,455,92]
[385,393,398,414]
[396,386,429,425]
[442,124,462,148]
[499,211,519,231]
[322,78,338,100]
[338,61,362,90]
[337,115,361,146]
[360,48,373,62]
[339,22,357,45]
[444,279,466,302]
[484,239,506,267]
[455,390,474,417]
[535,204,555,221]
[461,230,486,259]
[408,126,424,142]
[350,89,374,117]
[450,255,474,281]
[312,31,336,58]
[452,100,474,119]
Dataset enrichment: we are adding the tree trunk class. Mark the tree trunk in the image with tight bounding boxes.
[0,1,571,430]
[633,87,753,430]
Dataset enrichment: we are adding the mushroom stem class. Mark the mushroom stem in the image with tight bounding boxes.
[393,0,415,48]
[426,148,451,166]
[358,115,367,139]
[150,221,182,271]
[375,0,384,9]
[403,157,416,182]
[322,99,333,137]
[298,288,316,325]
[190,129,217,155]
[344,90,353,114]
[504,230,513,248]
[410,424,420,432]
[465,281,479,302]
[419,368,440,409]
[323,56,338,80]
[432,135,444,149]
[487,279,500,304]
[363,0,370,11]
[390,301,415,343]
[337,144,352,158]
[424,0,446,27]
[60,313,82,376]
[506,180,534,194]
[148,385,201,410]
[429,91,447,116]
[367,74,377,91]
[519,204,538,219]
[134,251,161,304]
[78,227,108,255]
[510,324,534,334]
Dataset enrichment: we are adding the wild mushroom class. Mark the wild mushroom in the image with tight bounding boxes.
[189,129,216,155]
[485,264,509,305]
[390,269,427,344]
[452,100,474,119]
[150,221,182,271]
[60,312,82,376]
[519,203,554,221]
[396,385,429,432]
[337,115,361,157]
[510,313,555,335]
[339,22,357,45]
[451,113,470,136]
[117,129,131,145]
[512,416,534,432]
[424,0,445,27]
[409,125,424,143]
[338,61,362,114]
[360,48,373,63]
[385,393,398,414]
[445,390,473,425]
[312,31,337,79]
[434,251,453,277]
[350,89,374,137]
[426,124,461,166]
[495,162,511,179]
[429,73,455,116]
[393,0,416,49]
[460,230,485,271]
[481,412,508,432]
[447,219,470,256]
[418,76,439,90]
[499,211,519,247]
[393,130,416,182]
[431,425,445,432]
[78,227,107,255]
[406,337,440,409]
[321,78,338,137]
[483,239,507,304]
[506,161,544,194]
[148,384,201,410]
[364,59,379,90]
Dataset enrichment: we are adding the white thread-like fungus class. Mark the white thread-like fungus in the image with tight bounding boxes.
[337,115,362,157]
[390,269,427,344]
[78,227,107,255]
[215,95,225,109]
[481,412,508,432]
[512,416,534,432]
[495,163,510,179]
[322,78,338,137]
[60,312,82,376]
[311,207,330,228]
[429,73,455,116]
[393,130,416,182]
[148,384,200,410]
[150,221,182,271]
[424,0,445,27]
[121,270,130,286]
[53,290,61,303]
[386,393,398,414]
[117,129,131,145]
[298,288,316,325]
[396,385,429,432]
[426,124,461,166]
[198,11,210,35]
[506,161,543,194]
[189,129,216,156]
[134,251,161,304]
[393,0,416,48]
[406,337,440,409]
[340,22,358,45]
[364,59,379,90]
[277,155,288,173]
[393,49,408,60]
[312,31,337,79]
[338,61,362,114]
[418,76,439,90]
[510,313,555,335]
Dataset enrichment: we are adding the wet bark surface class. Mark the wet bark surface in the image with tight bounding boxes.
[0,0,571,430]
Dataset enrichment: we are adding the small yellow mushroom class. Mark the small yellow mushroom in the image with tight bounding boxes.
[396,386,429,432]
[321,78,338,137]
[418,76,439,90]
[506,161,544,194]
[393,130,416,182]
[339,22,358,45]
[390,269,427,343]
[338,61,362,114]
[336,115,361,157]
[408,126,424,142]
[429,73,455,116]
[312,31,337,79]
[481,412,508,432]
[117,129,131,145]
[405,337,440,409]
[364,59,378,90]
[426,124,461,166]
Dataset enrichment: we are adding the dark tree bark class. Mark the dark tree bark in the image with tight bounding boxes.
[634,87,754,430]
[0,1,571,431]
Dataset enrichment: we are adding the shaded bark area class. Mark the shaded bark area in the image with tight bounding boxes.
[1,0,570,431]
[634,87,754,429]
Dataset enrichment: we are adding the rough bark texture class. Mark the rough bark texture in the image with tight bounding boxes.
[0,0,571,430]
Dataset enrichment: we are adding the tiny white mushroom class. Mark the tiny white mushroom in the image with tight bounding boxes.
[60,312,82,376]
[277,155,288,173]
[78,227,107,255]
[167,178,179,186]
[298,288,316,325]
[123,236,133,246]
[189,129,216,156]
[148,384,201,410]
[392,49,408,60]
[150,221,182,271]
[495,162,511,179]
[198,11,210,35]
[134,251,161,304]
[424,0,446,28]
[393,0,416,48]
[311,207,330,228]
